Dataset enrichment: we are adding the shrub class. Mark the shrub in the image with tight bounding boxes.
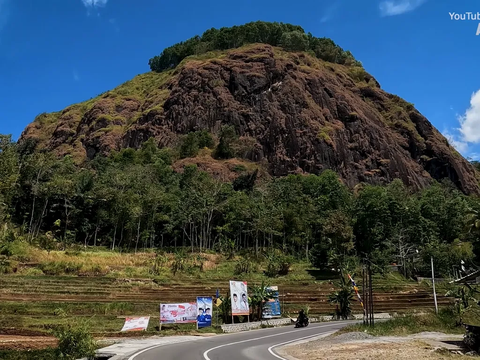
[39,261,82,276]
[179,132,200,158]
[234,258,257,275]
[196,130,215,149]
[171,253,186,276]
[150,250,169,275]
[264,252,293,277]
[179,130,215,159]
[464,326,480,352]
[214,125,237,159]
[54,323,97,360]
[0,256,18,274]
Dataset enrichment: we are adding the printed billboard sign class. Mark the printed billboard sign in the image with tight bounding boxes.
[229,280,249,316]
[160,302,196,324]
[196,296,213,328]
[121,316,150,332]
[262,286,281,319]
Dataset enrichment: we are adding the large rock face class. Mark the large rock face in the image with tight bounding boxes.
[20,44,480,194]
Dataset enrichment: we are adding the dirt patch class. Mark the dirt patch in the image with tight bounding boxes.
[0,336,57,351]
[280,332,465,360]
[283,340,463,360]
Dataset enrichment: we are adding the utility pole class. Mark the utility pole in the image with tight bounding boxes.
[362,257,374,326]
[431,256,438,314]
[362,261,367,325]
[368,260,374,326]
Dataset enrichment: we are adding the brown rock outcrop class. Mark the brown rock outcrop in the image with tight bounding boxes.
[20,44,479,194]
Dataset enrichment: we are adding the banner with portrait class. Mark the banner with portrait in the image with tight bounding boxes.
[229,280,249,316]
[196,296,213,328]
[160,302,196,324]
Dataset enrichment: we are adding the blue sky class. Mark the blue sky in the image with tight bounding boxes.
[1,0,480,159]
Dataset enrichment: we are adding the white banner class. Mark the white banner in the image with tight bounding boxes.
[160,302,197,324]
[121,316,150,332]
[230,280,249,316]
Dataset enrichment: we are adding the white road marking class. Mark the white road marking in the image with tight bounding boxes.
[203,322,351,360]
[267,331,335,359]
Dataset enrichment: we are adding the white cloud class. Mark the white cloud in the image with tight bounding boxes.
[320,2,340,23]
[73,70,80,82]
[379,0,427,16]
[109,18,120,32]
[467,153,480,161]
[81,0,108,8]
[458,89,480,143]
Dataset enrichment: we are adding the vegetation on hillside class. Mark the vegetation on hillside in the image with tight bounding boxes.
[148,21,361,72]
[338,310,464,336]
[1,133,480,279]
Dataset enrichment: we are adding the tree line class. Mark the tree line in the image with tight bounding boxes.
[1,133,480,278]
[148,21,361,73]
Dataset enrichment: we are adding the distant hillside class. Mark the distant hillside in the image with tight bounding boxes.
[20,22,479,194]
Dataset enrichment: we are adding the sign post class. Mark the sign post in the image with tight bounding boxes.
[160,302,197,327]
[196,296,213,329]
[229,280,249,323]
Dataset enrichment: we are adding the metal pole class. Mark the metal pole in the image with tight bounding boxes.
[431,256,438,314]
[362,261,367,325]
[369,261,374,326]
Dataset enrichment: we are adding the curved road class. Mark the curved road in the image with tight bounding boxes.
[127,321,354,360]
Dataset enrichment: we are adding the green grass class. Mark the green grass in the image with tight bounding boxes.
[337,310,464,337]
[0,349,58,360]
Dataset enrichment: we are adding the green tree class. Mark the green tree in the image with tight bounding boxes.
[280,31,309,51]
[214,125,237,159]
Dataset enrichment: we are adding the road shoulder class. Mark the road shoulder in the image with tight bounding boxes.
[277,332,465,360]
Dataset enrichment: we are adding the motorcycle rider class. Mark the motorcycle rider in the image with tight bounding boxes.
[297,309,306,325]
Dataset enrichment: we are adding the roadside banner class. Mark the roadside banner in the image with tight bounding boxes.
[160,303,196,324]
[121,316,150,332]
[229,280,249,316]
[196,296,213,328]
[262,286,281,319]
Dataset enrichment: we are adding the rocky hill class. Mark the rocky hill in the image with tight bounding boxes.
[20,42,479,194]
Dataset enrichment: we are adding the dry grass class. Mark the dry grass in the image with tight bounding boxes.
[35,250,154,268]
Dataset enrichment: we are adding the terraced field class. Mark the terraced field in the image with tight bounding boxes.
[0,275,453,336]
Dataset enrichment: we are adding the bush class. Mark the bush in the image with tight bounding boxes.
[234,258,257,275]
[39,261,82,275]
[0,256,18,274]
[214,125,237,159]
[54,323,97,360]
[464,326,480,352]
[179,132,200,158]
[179,130,215,159]
[264,252,293,277]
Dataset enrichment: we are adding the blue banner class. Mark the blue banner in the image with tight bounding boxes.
[262,286,281,319]
[196,296,213,328]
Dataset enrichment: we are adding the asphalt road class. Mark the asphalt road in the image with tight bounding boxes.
[127,321,354,360]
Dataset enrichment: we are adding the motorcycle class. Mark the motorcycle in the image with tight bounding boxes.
[294,316,309,328]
